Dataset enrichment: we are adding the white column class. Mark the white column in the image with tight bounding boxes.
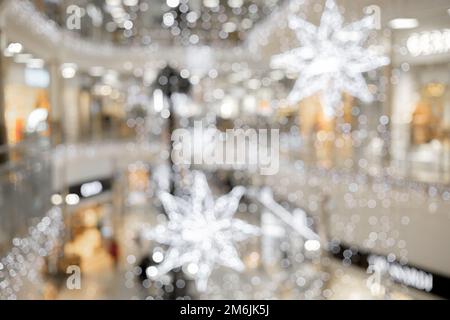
[62,77,80,143]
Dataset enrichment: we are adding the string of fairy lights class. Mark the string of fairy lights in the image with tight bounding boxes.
[0,208,64,300]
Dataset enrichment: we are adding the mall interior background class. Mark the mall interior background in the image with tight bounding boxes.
[0,0,449,300]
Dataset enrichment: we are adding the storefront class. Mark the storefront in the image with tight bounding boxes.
[2,42,51,144]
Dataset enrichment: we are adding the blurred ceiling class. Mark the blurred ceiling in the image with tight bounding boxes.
[1,0,448,71]
[32,0,450,47]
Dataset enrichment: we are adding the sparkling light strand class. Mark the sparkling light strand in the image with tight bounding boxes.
[257,187,319,241]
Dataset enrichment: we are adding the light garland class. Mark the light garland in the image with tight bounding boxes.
[0,207,64,300]
[252,187,319,241]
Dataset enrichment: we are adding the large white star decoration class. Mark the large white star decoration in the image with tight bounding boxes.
[142,171,260,292]
[271,0,390,117]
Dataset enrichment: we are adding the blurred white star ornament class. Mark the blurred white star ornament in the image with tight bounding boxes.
[0,207,63,300]
[143,171,259,292]
[271,0,389,117]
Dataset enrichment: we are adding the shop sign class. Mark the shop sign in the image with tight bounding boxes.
[407,29,450,57]
[68,178,112,199]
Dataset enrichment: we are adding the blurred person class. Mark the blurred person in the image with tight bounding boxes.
[108,238,120,269]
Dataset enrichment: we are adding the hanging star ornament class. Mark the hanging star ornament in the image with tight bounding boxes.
[143,171,260,292]
[271,0,390,117]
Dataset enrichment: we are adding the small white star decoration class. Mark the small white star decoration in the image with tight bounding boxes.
[143,171,259,292]
[271,0,389,117]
